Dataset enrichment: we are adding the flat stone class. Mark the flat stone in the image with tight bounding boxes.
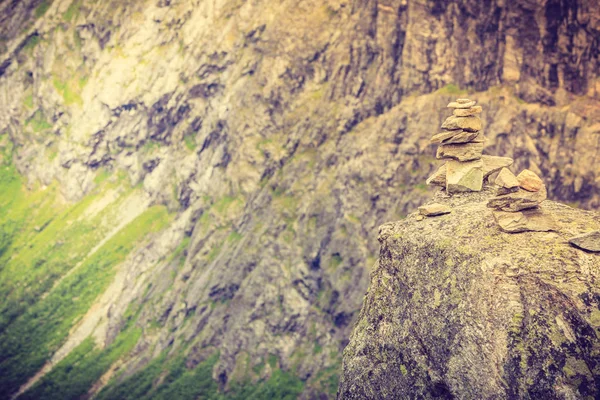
[447,100,476,109]
[441,130,481,144]
[441,115,482,132]
[426,163,446,187]
[453,106,482,117]
[517,169,543,192]
[487,185,547,212]
[430,130,463,144]
[493,209,558,233]
[456,98,472,104]
[436,142,483,161]
[418,203,452,216]
[481,155,514,178]
[569,231,600,252]
[446,159,483,193]
[495,168,520,194]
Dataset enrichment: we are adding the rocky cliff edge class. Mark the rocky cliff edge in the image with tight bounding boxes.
[339,188,600,399]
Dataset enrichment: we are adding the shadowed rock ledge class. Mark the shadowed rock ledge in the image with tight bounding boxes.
[338,188,600,399]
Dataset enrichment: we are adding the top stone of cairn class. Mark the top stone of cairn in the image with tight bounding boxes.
[447,99,476,109]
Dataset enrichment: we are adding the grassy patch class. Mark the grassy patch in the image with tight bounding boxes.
[20,327,142,400]
[35,0,51,19]
[23,35,41,54]
[63,0,82,22]
[23,93,34,109]
[25,110,52,133]
[183,134,197,151]
[437,83,467,95]
[0,164,172,397]
[53,77,83,106]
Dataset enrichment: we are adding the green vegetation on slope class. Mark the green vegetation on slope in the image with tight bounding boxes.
[19,328,142,400]
[96,351,304,400]
[0,164,172,398]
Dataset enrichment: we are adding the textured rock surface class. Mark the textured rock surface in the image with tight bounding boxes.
[488,186,548,211]
[441,115,482,132]
[436,142,484,161]
[339,189,600,399]
[0,0,598,398]
[496,167,520,193]
[446,160,484,192]
[569,231,600,252]
[453,106,482,117]
[518,169,544,192]
[418,203,451,217]
[493,209,558,233]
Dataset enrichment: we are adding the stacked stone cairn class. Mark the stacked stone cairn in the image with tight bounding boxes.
[487,168,557,233]
[426,98,513,193]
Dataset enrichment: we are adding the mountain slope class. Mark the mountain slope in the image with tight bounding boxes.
[0,0,598,398]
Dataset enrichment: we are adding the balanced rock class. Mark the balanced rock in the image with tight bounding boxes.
[436,142,483,162]
[481,155,514,179]
[453,106,482,117]
[418,203,452,216]
[517,169,543,192]
[569,231,600,252]
[426,163,446,187]
[441,115,482,132]
[446,159,483,193]
[487,185,547,212]
[430,130,463,144]
[493,209,558,233]
[430,130,480,144]
[495,168,519,194]
[440,130,481,144]
[447,100,476,109]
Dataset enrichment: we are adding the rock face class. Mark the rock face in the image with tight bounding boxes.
[0,0,598,398]
[339,189,600,399]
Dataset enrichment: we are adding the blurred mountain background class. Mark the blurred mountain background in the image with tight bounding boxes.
[0,0,598,398]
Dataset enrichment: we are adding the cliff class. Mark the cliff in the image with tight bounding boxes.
[338,188,600,399]
[0,0,598,398]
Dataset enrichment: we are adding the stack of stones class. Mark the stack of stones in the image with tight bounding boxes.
[487,168,557,233]
[426,98,513,193]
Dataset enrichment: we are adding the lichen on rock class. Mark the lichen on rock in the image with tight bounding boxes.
[339,188,600,399]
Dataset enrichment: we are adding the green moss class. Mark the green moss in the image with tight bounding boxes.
[400,364,408,376]
[35,0,51,19]
[23,35,41,54]
[52,77,83,106]
[253,358,266,375]
[227,231,243,243]
[25,110,52,132]
[329,254,343,271]
[63,0,82,22]
[313,342,323,355]
[207,243,223,263]
[168,236,190,267]
[268,354,278,369]
[213,195,240,215]
[183,134,197,151]
[437,83,467,95]
[23,93,34,109]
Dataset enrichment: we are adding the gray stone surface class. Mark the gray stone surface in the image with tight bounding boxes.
[339,189,600,399]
